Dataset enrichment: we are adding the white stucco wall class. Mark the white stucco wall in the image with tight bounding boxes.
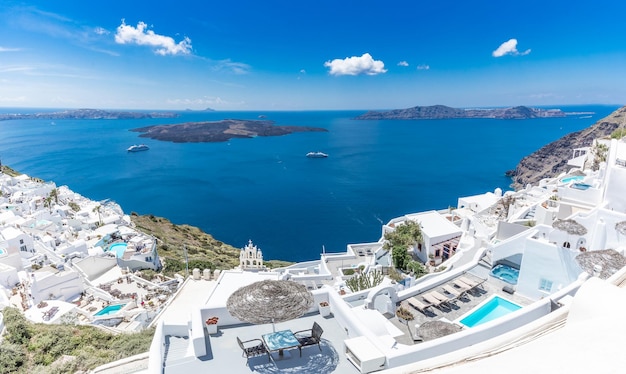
[517,238,581,300]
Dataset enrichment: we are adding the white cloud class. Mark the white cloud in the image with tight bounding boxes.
[213,59,251,74]
[94,27,109,35]
[324,53,387,76]
[416,64,430,70]
[0,47,21,52]
[115,20,192,56]
[492,39,531,57]
[398,61,409,67]
[300,69,306,74]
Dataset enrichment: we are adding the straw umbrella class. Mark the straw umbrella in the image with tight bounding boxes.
[416,320,462,341]
[552,219,588,236]
[227,279,313,332]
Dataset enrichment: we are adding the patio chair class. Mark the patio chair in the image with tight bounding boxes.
[459,276,486,294]
[408,297,433,313]
[294,321,324,356]
[429,291,457,308]
[422,292,446,309]
[442,284,467,300]
[236,336,270,364]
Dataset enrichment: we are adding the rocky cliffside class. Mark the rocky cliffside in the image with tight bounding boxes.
[354,105,566,120]
[509,106,626,190]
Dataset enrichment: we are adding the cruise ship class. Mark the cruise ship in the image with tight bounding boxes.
[306,151,328,158]
[127,144,150,152]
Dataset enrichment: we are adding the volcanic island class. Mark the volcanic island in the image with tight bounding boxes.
[130,119,327,143]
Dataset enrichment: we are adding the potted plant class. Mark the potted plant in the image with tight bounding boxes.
[396,306,414,324]
[205,316,219,334]
[319,301,331,317]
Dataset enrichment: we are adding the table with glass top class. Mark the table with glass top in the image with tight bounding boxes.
[262,329,300,358]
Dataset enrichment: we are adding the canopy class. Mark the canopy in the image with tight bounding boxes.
[552,219,588,236]
[227,279,313,330]
[417,320,462,341]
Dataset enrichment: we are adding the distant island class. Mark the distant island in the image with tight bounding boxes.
[354,105,572,120]
[0,108,179,121]
[131,119,327,143]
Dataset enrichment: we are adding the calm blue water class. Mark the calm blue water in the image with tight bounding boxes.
[459,296,522,328]
[94,304,125,316]
[0,105,619,262]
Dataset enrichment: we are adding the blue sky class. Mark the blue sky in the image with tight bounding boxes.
[1,1,625,110]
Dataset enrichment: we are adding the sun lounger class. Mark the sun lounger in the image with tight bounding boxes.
[459,276,479,288]
[430,291,457,307]
[408,297,432,313]
[421,292,445,308]
[442,284,465,299]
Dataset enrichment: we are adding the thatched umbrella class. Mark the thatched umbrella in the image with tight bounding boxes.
[552,219,588,236]
[416,320,462,341]
[615,221,626,236]
[227,279,313,332]
[575,249,626,280]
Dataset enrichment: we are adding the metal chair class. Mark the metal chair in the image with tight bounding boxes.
[236,336,269,364]
[294,321,324,356]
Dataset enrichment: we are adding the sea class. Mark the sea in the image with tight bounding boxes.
[0,105,619,262]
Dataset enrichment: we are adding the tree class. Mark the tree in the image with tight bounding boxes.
[43,196,53,213]
[92,205,102,226]
[406,260,427,278]
[49,188,59,204]
[384,220,423,270]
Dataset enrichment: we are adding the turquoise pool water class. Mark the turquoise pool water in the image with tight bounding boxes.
[108,243,127,258]
[490,264,519,285]
[458,296,522,328]
[0,248,5,256]
[94,304,125,316]
[561,175,584,183]
[571,183,592,190]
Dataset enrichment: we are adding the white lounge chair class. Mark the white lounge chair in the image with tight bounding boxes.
[408,297,433,313]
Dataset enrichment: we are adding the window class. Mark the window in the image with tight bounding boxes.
[539,278,553,292]
[19,239,24,244]
[435,249,441,257]
[20,245,27,252]
[417,243,422,251]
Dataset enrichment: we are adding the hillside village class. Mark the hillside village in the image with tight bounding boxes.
[2,122,626,373]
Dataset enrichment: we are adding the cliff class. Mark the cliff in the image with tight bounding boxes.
[354,105,566,120]
[0,108,178,120]
[509,106,626,190]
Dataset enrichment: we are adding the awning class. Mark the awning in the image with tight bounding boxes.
[432,236,461,254]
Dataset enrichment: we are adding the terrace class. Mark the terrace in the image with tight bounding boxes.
[395,265,533,344]
[153,260,539,374]
[162,312,359,373]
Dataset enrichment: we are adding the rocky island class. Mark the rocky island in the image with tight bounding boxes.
[0,108,178,121]
[509,106,626,190]
[355,105,568,120]
[131,119,328,143]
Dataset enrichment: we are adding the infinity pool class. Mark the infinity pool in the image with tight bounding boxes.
[458,295,522,328]
[94,303,126,316]
[108,243,127,258]
[561,175,584,184]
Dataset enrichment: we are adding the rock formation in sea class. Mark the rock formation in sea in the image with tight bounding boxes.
[509,106,626,190]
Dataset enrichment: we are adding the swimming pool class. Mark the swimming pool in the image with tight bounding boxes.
[571,183,592,190]
[490,264,519,285]
[94,303,126,316]
[108,243,127,258]
[560,175,584,184]
[457,295,522,328]
[0,248,6,256]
